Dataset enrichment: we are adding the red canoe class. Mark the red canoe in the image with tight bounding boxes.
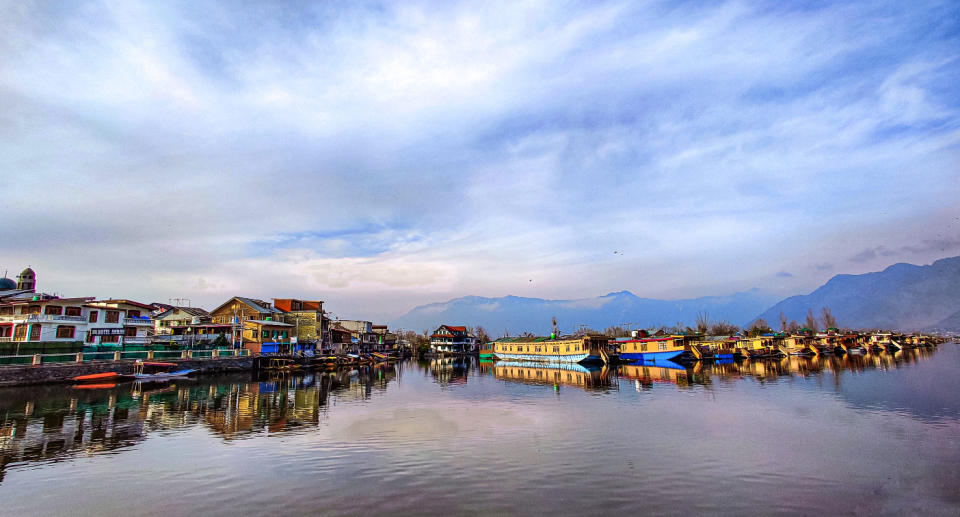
[71,372,132,382]
[72,383,117,389]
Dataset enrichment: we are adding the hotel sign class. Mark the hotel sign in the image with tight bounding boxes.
[90,328,126,336]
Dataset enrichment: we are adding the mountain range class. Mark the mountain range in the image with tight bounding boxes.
[756,256,960,332]
[391,256,960,335]
[392,289,780,336]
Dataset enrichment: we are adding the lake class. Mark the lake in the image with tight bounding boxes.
[1,345,958,516]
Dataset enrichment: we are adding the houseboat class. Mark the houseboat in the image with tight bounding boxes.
[782,335,819,356]
[478,341,495,359]
[492,335,610,364]
[618,335,703,363]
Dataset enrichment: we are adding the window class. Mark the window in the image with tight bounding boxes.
[261,330,269,339]
[0,326,10,337]
[45,306,63,315]
[24,305,41,315]
[0,307,11,315]
[641,343,648,352]
[128,310,140,318]
[124,327,137,337]
[14,325,28,340]
[56,326,75,338]
[105,311,120,323]
[30,325,41,341]
[65,306,82,316]
[659,342,668,351]
[89,311,98,322]
[101,335,119,343]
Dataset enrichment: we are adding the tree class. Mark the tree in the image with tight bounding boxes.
[603,326,630,338]
[805,309,819,332]
[212,334,230,348]
[821,307,837,329]
[709,320,740,335]
[746,318,770,337]
[473,325,490,344]
[696,312,710,334]
[778,311,788,332]
[786,320,800,333]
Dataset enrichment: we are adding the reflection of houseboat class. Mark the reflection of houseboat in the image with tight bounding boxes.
[492,335,610,364]
[493,361,610,390]
[618,335,702,363]
[619,361,695,389]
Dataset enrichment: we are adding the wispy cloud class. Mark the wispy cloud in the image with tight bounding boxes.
[1,0,958,320]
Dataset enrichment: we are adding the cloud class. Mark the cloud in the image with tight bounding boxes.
[776,271,794,278]
[1,0,958,320]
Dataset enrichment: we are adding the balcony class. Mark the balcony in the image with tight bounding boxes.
[124,318,154,326]
[0,314,86,323]
[0,336,11,342]
[122,336,152,344]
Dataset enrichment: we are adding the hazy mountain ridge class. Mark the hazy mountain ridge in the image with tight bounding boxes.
[755,256,960,331]
[391,289,780,336]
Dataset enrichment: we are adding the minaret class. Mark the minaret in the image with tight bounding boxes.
[17,267,36,292]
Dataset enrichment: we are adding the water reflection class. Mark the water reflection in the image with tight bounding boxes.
[0,346,953,487]
[0,363,400,482]
[493,361,614,391]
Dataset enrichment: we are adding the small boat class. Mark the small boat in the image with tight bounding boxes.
[133,360,198,379]
[71,371,133,383]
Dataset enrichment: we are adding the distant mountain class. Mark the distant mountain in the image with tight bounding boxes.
[755,256,960,331]
[391,289,780,336]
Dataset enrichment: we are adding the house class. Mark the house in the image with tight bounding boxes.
[240,319,293,354]
[429,325,477,354]
[0,296,95,352]
[154,306,211,335]
[273,298,328,348]
[328,322,353,353]
[209,296,286,347]
[371,325,397,351]
[86,299,156,347]
[338,320,378,351]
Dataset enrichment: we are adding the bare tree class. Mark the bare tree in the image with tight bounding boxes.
[473,325,490,344]
[821,307,837,329]
[709,320,740,335]
[695,312,710,334]
[747,318,770,337]
[779,311,788,332]
[602,326,630,338]
[805,309,819,332]
[786,320,800,333]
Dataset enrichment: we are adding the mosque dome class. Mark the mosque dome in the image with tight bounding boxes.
[19,267,35,278]
[0,277,16,290]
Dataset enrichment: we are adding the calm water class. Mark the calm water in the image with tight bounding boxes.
[1,345,958,516]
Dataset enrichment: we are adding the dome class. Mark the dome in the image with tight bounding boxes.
[0,277,16,290]
[19,267,35,278]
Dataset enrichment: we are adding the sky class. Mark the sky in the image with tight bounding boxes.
[1,0,958,322]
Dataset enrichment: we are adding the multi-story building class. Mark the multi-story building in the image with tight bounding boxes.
[429,325,477,354]
[154,306,211,334]
[86,300,156,347]
[273,298,328,348]
[337,319,378,351]
[0,296,94,349]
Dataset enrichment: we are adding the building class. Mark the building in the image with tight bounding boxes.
[273,298,328,348]
[429,325,477,354]
[337,320,378,351]
[86,299,156,347]
[240,319,293,354]
[154,306,211,335]
[0,296,94,350]
[16,267,36,291]
[371,325,397,351]
[209,297,286,348]
[328,322,353,353]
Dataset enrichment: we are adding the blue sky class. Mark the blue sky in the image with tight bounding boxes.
[1,0,958,321]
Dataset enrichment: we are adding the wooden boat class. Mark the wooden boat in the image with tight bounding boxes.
[492,335,610,364]
[71,371,133,383]
[264,358,301,371]
[133,361,197,379]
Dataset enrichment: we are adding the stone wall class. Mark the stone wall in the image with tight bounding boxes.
[0,356,254,387]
